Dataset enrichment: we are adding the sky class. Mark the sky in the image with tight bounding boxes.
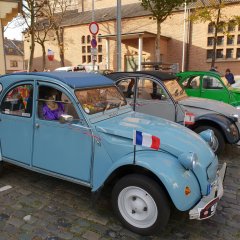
[4,18,25,41]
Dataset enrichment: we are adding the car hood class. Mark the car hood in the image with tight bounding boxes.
[179,97,239,117]
[95,111,214,166]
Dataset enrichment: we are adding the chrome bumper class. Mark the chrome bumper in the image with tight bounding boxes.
[189,162,227,220]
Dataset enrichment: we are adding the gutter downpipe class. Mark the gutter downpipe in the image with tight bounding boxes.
[181,1,187,72]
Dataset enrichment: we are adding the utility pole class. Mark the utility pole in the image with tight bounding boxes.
[92,0,95,71]
[116,0,122,71]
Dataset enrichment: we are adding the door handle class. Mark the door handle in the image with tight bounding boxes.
[35,123,40,128]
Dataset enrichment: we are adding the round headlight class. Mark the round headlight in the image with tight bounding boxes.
[178,152,198,170]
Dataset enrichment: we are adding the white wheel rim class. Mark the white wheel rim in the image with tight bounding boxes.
[118,186,158,229]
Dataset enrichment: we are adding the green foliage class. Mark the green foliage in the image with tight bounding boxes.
[140,0,189,23]
[190,1,225,23]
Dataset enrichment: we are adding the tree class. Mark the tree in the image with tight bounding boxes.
[44,0,71,67]
[140,0,189,62]
[190,0,235,68]
[22,0,47,71]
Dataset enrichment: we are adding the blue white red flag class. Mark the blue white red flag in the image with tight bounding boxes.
[133,130,160,150]
[47,49,54,56]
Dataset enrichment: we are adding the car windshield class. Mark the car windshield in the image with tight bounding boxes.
[163,79,188,101]
[75,86,127,115]
[220,76,230,87]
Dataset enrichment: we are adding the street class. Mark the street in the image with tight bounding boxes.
[0,145,240,240]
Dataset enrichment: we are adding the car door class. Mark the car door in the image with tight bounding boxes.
[0,82,34,165]
[32,83,93,182]
[181,75,201,97]
[135,77,176,122]
[200,75,230,103]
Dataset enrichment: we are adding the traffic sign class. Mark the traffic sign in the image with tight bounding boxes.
[91,48,98,56]
[91,38,97,48]
[89,22,99,35]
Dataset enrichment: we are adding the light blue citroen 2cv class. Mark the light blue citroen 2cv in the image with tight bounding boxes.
[0,72,226,235]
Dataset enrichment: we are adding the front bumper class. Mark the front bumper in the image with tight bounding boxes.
[189,162,227,220]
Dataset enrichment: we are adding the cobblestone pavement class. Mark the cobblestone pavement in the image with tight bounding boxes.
[0,145,240,240]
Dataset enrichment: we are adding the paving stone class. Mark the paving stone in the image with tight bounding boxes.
[7,217,25,228]
[87,214,108,225]
[82,230,101,240]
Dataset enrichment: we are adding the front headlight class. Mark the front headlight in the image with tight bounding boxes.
[178,152,198,170]
[199,129,214,144]
[229,123,239,137]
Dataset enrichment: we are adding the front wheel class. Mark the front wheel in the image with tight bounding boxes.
[195,126,225,154]
[112,174,170,236]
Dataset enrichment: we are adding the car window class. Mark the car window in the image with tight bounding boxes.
[163,79,187,101]
[0,84,33,117]
[38,86,79,121]
[137,78,168,100]
[117,78,135,98]
[182,76,200,89]
[75,86,127,115]
[202,76,224,89]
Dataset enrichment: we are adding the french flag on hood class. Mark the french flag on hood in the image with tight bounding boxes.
[133,130,160,150]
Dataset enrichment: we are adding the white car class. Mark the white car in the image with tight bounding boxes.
[53,66,73,72]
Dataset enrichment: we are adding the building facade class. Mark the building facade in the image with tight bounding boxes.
[4,38,24,73]
[0,0,22,75]
[24,0,240,75]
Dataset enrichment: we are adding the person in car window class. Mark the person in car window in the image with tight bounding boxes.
[42,89,64,120]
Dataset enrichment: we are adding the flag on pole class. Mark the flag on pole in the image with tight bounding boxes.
[133,130,160,150]
[184,112,195,125]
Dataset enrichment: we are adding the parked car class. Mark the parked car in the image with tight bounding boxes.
[108,71,240,154]
[53,66,73,72]
[176,71,240,108]
[0,72,226,235]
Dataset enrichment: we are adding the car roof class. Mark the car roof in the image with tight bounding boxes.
[107,71,176,81]
[177,71,222,77]
[1,72,114,89]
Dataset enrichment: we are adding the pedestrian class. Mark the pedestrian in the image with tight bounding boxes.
[225,68,235,85]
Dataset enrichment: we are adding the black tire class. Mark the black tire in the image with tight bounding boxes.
[0,161,3,175]
[194,126,225,154]
[111,174,170,236]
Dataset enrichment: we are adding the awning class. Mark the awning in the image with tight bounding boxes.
[98,31,170,41]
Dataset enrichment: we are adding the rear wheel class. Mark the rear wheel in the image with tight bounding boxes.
[112,174,170,236]
[195,126,225,154]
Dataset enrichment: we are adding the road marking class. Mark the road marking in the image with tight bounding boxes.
[0,185,12,192]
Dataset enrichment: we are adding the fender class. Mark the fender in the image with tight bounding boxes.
[93,150,201,212]
[192,113,239,144]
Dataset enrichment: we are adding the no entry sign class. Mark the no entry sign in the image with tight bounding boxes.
[89,22,99,35]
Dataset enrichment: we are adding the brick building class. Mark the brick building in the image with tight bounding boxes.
[24,0,240,75]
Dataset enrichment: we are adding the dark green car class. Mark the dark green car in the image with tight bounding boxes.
[176,71,240,108]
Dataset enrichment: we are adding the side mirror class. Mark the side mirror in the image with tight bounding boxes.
[59,114,74,124]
